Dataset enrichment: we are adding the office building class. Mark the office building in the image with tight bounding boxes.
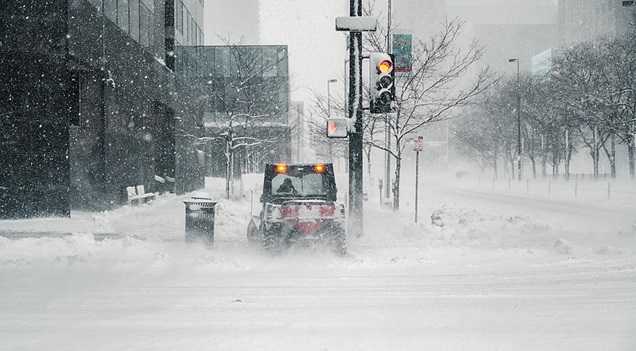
[176,45,291,176]
[0,0,206,218]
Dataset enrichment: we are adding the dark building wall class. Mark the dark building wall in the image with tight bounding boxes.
[0,0,68,56]
[0,0,73,217]
[0,0,204,217]
[0,53,72,217]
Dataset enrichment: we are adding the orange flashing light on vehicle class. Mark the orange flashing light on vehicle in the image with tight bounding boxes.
[313,163,326,173]
[274,163,288,174]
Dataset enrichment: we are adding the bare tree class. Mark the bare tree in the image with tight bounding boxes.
[185,42,288,199]
[361,15,494,209]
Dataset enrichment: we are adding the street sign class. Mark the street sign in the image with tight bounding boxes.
[414,136,424,152]
[336,16,378,32]
[392,34,413,73]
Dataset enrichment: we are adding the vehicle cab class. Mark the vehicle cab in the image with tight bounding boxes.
[247,163,346,254]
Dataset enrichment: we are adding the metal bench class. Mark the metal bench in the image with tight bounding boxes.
[126,185,156,206]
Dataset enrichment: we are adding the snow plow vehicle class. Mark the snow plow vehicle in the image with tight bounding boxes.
[247,163,347,255]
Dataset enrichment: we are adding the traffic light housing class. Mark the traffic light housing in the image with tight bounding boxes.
[370,52,395,114]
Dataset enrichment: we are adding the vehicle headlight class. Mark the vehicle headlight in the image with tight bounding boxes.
[266,204,282,220]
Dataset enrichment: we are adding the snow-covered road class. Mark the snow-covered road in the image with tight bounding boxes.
[1,175,635,350]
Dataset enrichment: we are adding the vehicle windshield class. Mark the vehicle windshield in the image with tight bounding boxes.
[271,172,326,197]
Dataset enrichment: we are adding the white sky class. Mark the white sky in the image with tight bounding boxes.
[257,0,558,105]
[259,0,348,105]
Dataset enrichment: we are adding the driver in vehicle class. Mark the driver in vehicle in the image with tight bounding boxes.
[276,178,297,194]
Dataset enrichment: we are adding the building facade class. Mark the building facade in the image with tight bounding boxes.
[0,0,205,218]
[176,45,291,176]
[558,0,633,46]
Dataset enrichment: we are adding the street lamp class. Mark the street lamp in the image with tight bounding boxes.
[508,58,522,181]
[327,79,338,162]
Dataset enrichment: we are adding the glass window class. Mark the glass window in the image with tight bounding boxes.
[272,173,327,196]
[139,3,151,47]
[129,0,140,42]
[176,0,183,34]
[277,47,288,77]
[214,47,229,77]
[104,0,117,22]
[118,0,129,33]
[88,0,101,9]
[263,47,277,77]
[187,11,192,44]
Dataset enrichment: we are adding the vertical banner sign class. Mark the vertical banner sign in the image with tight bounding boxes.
[392,34,413,73]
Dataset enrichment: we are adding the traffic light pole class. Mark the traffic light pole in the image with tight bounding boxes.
[385,0,392,202]
[348,0,364,237]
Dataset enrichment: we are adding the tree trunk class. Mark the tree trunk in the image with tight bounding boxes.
[565,134,572,180]
[230,149,236,197]
[392,156,401,211]
[541,153,547,178]
[552,152,559,177]
[493,147,498,180]
[552,137,560,177]
[366,147,372,181]
[529,155,537,179]
[225,140,231,199]
[599,134,616,179]
[610,134,616,178]
[628,134,635,179]
[592,126,599,178]
[509,149,515,180]
[591,147,599,178]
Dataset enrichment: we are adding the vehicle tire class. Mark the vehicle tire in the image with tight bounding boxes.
[263,228,285,254]
[246,219,259,244]
[332,228,347,256]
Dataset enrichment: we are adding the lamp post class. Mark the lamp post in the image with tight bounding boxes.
[327,79,338,162]
[508,58,522,181]
[327,79,338,118]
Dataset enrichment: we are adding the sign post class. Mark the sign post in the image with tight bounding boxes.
[414,136,423,223]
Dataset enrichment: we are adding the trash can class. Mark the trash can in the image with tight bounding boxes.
[184,197,217,244]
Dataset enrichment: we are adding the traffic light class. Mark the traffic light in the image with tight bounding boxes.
[370,52,395,114]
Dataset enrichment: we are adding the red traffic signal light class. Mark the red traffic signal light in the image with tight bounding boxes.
[326,118,348,138]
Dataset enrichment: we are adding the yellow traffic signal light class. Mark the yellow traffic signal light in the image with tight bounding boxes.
[377,59,393,74]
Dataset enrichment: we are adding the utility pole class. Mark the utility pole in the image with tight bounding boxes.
[348,0,364,237]
[384,0,392,200]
